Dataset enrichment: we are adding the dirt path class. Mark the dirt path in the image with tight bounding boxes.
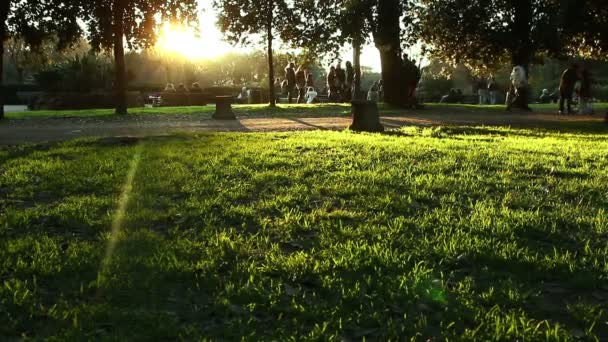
[1,110,606,145]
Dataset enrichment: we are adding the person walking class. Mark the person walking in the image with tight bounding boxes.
[487,76,498,105]
[559,63,580,115]
[335,62,346,102]
[284,62,297,104]
[327,66,338,102]
[295,67,307,104]
[345,61,354,102]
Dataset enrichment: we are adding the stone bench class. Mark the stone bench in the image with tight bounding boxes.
[212,96,236,120]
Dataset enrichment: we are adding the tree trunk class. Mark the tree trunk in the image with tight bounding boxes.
[267,0,276,107]
[0,2,8,120]
[374,0,409,107]
[113,0,128,115]
[508,0,533,109]
[353,39,362,100]
[17,67,24,84]
[0,38,4,120]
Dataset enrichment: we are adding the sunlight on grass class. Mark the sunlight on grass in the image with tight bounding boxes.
[0,128,607,339]
[99,144,143,282]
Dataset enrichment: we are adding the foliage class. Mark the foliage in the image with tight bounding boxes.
[1,0,83,118]
[561,0,608,59]
[418,0,566,71]
[81,0,198,52]
[34,54,115,92]
[1,128,608,339]
[213,0,294,47]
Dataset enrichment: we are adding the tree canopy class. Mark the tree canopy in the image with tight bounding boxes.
[1,0,83,118]
[287,0,420,106]
[213,0,297,107]
[77,0,198,114]
[418,0,567,73]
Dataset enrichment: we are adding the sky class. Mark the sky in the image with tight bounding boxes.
[196,1,383,72]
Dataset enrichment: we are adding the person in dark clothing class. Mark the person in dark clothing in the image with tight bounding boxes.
[285,62,297,104]
[335,62,346,101]
[176,83,188,93]
[190,82,202,93]
[327,66,338,102]
[344,61,354,102]
[305,73,314,88]
[295,67,307,104]
[559,63,580,115]
[487,76,498,104]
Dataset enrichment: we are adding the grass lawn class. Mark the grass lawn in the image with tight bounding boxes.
[6,102,608,120]
[1,127,607,340]
[4,104,354,120]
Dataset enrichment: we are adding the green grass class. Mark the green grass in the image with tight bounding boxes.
[1,128,607,340]
[424,102,608,112]
[7,102,608,120]
[5,103,353,119]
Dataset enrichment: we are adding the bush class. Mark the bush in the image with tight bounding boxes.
[29,92,143,110]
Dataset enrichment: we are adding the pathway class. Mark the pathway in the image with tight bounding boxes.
[0,110,605,145]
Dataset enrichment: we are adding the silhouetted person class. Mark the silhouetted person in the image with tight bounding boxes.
[487,76,498,104]
[190,82,202,93]
[164,83,176,92]
[539,89,552,103]
[274,78,282,102]
[285,62,297,104]
[305,73,314,88]
[335,62,346,101]
[176,83,188,93]
[559,63,580,115]
[327,66,338,102]
[367,82,380,102]
[345,61,354,102]
[440,89,457,103]
[295,67,307,104]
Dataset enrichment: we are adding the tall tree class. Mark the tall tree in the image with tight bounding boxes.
[1,0,82,119]
[561,0,608,59]
[288,0,420,107]
[213,0,293,107]
[81,0,198,114]
[418,0,566,76]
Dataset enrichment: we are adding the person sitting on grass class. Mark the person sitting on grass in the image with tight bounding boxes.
[190,82,202,93]
[237,87,249,104]
[164,83,176,93]
[538,89,552,103]
[367,82,380,103]
[305,87,318,104]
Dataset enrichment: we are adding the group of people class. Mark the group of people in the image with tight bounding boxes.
[326,61,356,102]
[476,77,499,105]
[536,64,594,115]
[163,82,203,93]
[277,63,318,104]
[276,61,360,104]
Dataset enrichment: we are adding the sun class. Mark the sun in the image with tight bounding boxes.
[157,22,230,60]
